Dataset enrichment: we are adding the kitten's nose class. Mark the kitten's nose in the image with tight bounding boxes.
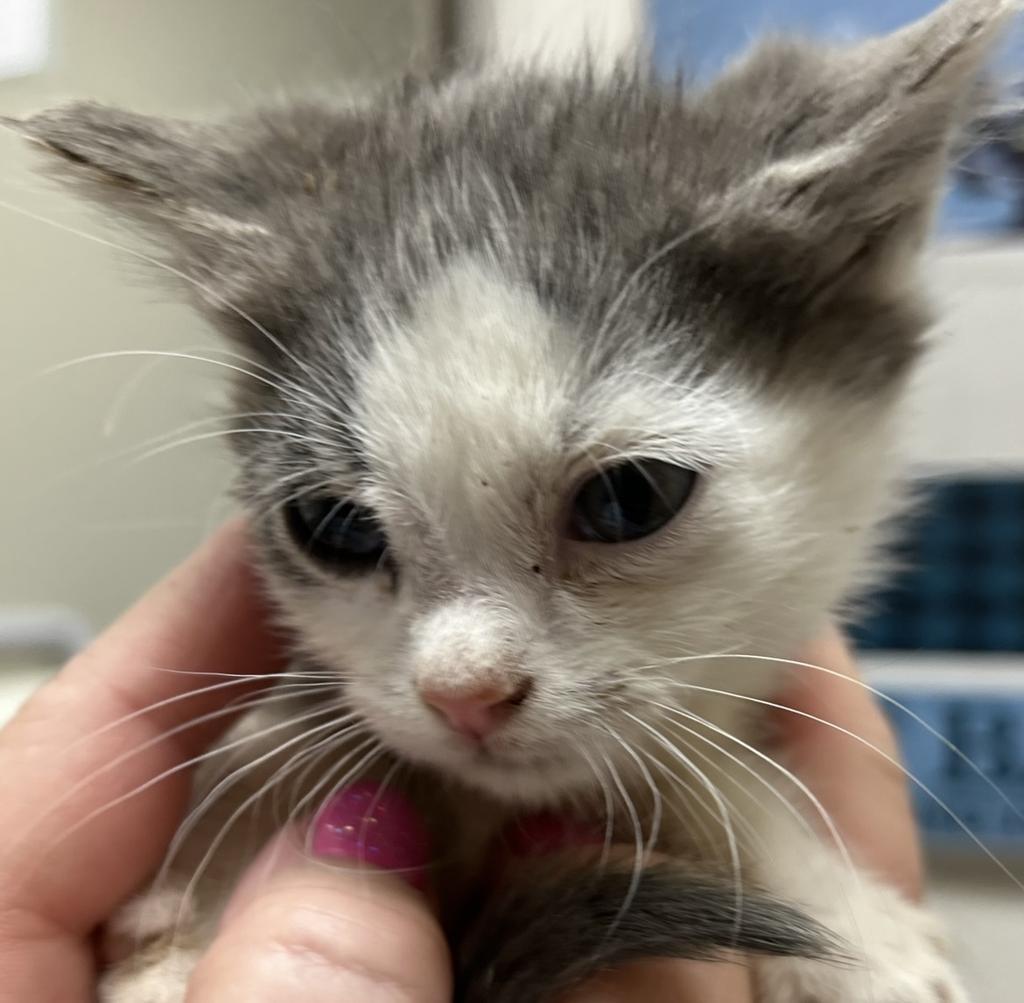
[420,678,533,742]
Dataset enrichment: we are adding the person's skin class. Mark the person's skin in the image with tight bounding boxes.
[0,521,920,1002]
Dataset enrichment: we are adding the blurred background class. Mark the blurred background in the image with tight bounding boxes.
[1,1,1022,997]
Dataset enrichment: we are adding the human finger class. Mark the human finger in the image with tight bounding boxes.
[188,783,450,1003]
[0,520,282,1000]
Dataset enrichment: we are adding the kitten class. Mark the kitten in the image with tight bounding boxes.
[9,0,1015,1000]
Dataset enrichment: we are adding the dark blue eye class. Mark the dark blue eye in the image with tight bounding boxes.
[569,461,698,543]
[285,497,388,570]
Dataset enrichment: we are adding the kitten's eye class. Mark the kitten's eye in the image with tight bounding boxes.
[284,497,388,570]
[569,460,698,543]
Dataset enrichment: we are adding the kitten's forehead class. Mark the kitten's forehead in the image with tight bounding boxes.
[354,257,748,517]
[360,258,569,468]
[356,258,570,513]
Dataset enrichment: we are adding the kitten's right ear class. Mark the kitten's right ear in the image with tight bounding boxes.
[4,102,216,219]
[5,103,287,344]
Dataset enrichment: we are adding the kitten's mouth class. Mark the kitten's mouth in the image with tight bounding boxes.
[472,746,557,769]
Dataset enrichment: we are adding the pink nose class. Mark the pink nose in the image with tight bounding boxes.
[420,679,533,742]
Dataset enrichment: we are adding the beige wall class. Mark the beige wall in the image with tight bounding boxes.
[0,0,438,631]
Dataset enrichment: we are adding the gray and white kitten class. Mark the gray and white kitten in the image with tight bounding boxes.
[11,0,1016,1000]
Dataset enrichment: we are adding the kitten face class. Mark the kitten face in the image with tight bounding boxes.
[243,255,903,804]
[12,0,1009,803]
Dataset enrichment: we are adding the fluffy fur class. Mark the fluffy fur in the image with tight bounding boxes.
[11,1,1016,1000]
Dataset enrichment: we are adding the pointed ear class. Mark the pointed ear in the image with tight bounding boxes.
[5,102,298,345]
[4,102,214,217]
[704,0,1016,304]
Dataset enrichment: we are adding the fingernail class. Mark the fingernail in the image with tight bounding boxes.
[311,782,430,890]
[504,812,606,858]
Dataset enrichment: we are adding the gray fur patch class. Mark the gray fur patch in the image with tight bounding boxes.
[455,861,842,1003]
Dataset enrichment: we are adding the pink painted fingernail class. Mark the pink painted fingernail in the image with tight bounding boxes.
[505,812,606,857]
[311,782,431,890]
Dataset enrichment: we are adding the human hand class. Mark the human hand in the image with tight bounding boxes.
[0,522,449,1002]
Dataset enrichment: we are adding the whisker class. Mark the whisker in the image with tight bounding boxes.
[647,750,770,868]
[636,729,771,863]
[148,667,334,682]
[71,681,338,807]
[603,731,663,859]
[270,727,362,829]
[577,743,616,869]
[658,680,1024,895]
[291,736,381,832]
[653,703,828,850]
[170,723,372,937]
[356,759,403,867]
[0,196,336,400]
[54,702,350,861]
[108,409,347,468]
[70,675,277,749]
[597,748,645,941]
[618,710,744,943]
[132,426,339,464]
[640,651,1024,831]
[163,709,358,878]
[39,350,318,411]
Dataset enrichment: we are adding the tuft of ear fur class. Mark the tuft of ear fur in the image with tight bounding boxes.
[703,0,1017,305]
[455,861,841,1003]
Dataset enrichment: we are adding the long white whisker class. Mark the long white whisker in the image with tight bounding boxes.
[63,681,339,819]
[598,748,645,941]
[0,197,332,395]
[286,735,378,829]
[657,680,1024,895]
[638,726,773,863]
[163,709,358,875]
[132,427,339,464]
[170,722,370,936]
[639,651,1024,831]
[619,710,744,943]
[70,675,275,749]
[577,743,616,869]
[604,731,663,859]
[56,703,349,860]
[40,350,316,409]
[148,667,333,681]
[272,728,364,828]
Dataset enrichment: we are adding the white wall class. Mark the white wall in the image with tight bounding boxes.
[912,242,1024,474]
[0,0,438,632]
[457,0,645,70]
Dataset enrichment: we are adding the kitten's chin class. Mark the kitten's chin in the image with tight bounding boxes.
[451,754,595,807]
[384,732,595,806]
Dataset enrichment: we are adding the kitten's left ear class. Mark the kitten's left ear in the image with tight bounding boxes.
[706,0,1017,302]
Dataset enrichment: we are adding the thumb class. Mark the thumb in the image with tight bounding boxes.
[187,783,450,1002]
